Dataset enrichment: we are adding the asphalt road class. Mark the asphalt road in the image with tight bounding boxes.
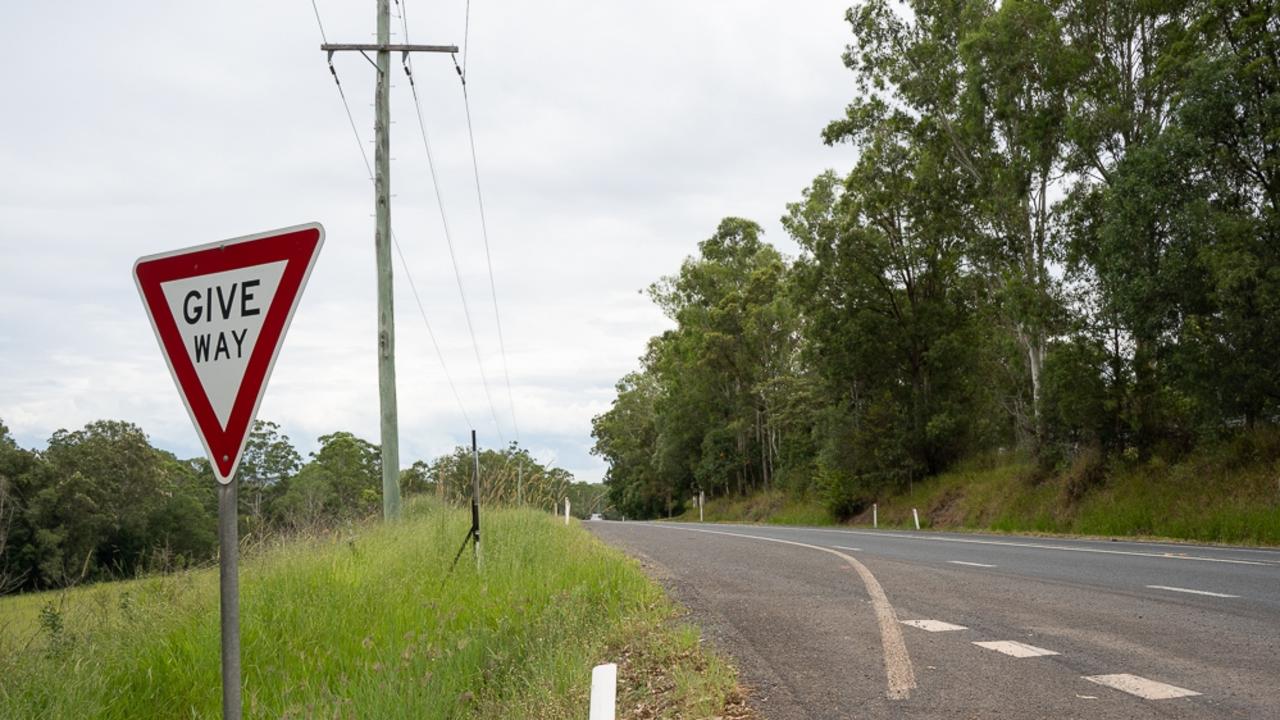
[587,520,1280,719]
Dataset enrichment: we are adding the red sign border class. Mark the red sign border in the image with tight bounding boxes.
[133,223,324,483]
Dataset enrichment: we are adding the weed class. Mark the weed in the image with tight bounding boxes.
[1060,445,1106,505]
[38,600,71,659]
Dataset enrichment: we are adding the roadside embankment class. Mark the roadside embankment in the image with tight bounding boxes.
[676,434,1280,546]
[0,501,745,718]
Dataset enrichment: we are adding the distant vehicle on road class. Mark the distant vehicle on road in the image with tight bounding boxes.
[590,513,603,521]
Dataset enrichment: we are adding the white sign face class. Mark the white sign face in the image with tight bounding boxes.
[159,262,287,428]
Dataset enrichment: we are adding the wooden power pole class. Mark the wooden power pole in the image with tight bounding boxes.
[322,2,457,520]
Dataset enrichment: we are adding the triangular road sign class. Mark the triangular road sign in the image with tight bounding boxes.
[134,223,324,483]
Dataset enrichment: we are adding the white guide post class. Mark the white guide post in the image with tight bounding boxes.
[589,663,617,720]
[913,508,921,530]
[873,503,878,528]
[565,497,571,526]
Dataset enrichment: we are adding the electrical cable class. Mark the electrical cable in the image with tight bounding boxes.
[310,0,474,431]
[450,50,521,442]
[462,0,472,75]
[396,0,509,444]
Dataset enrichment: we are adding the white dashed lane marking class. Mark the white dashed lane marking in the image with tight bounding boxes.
[972,641,1059,658]
[1084,674,1201,700]
[832,545,862,552]
[947,560,996,568]
[1146,584,1239,598]
[900,619,968,632]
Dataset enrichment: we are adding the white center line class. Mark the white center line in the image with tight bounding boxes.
[973,640,1059,658]
[901,619,968,632]
[947,560,996,568]
[1146,584,1240,598]
[1084,674,1201,700]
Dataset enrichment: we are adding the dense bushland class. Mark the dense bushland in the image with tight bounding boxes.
[0,419,600,594]
[592,0,1280,522]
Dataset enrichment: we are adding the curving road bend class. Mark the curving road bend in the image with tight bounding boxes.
[587,520,1280,719]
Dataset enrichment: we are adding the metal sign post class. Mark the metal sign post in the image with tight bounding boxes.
[471,430,482,568]
[217,479,241,720]
[445,429,484,578]
[134,223,323,719]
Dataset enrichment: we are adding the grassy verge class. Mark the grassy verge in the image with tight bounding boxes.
[670,432,1280,546]
[866,441,1280,545]
[0,501,746,719]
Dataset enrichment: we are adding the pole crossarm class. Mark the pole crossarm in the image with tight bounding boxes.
[322,43,459,53]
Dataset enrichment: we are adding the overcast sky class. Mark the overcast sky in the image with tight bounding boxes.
[0,1,857,483]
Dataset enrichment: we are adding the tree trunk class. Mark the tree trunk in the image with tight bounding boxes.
[1014,324,1045,450]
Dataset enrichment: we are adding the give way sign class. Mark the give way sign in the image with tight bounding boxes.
[133,223,324,483]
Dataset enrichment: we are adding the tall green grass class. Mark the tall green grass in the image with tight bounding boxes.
[868,439,1280,544]
[0,501,738,718]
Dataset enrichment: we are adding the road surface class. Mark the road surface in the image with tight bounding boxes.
[587,520,1280,719]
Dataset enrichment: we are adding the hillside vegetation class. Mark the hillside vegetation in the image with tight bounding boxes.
[0,502,744,719]
[0,418,603,595]
[677,429,1280,546]
[593,0,1280,531]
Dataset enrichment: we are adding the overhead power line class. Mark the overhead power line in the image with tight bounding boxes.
[462,0,472,75]
[449,10,522,442]
[309,0,333,44]
[310,0,474,432]
[396,0,509,444]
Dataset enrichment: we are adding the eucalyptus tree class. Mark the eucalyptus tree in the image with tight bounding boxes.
[793,87,991,504]
[647,218,797,499]
[0,421,34,593]
[591,368,663,519]
[832,0,1079,448]
[274,432,381,526]
[1173,0,1280,427]
[1058,0,1199,451]
[238,420,302,525]
[961,0,1083,445]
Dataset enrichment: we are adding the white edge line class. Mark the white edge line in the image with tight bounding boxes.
[654,521,1280,565]
[780,527,1272,566]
